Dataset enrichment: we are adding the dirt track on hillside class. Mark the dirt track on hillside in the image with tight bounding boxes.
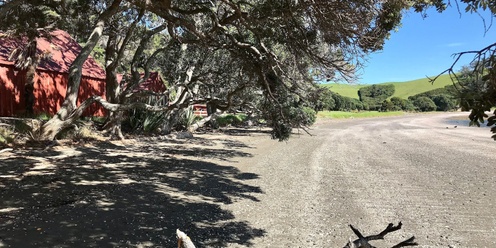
[1,112,495,247]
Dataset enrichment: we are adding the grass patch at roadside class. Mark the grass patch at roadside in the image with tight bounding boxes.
[216,113,248,127]
[317,111,405,119]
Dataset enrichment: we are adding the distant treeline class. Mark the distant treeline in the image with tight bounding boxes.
[316,83,458,112]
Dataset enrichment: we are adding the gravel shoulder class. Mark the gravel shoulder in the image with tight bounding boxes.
[1,112,495,247]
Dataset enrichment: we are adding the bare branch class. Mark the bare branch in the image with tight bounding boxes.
[429,42,496,84]
[391,236,418,248]
[345,222,418,248]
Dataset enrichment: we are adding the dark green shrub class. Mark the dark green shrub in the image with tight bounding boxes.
[432,94,458,111]
[358,84,395,110]
[123,97,167,133]
[298,107,317,126]
[35,112,51,121]
[315,87,336,111]
[216,113,248,127]
[413,96,437,112]
[0,126,14,145]
[331,92,363,111]
[390,97,415,111]
[380,100,395,112]
[408,84,458,112]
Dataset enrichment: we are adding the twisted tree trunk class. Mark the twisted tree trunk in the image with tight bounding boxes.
[39,0,122,140]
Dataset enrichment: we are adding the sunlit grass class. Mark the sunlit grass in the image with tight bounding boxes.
[317,111,405,119]
[321,74,454,99]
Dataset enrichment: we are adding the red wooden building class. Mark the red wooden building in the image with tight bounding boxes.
[116,72,167,93]
[0,30,106,117]
[192,104,208,117]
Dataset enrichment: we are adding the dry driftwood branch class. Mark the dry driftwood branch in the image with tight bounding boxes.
[177,229,196,248]
[0,148,14,154]
[344,222,418,248]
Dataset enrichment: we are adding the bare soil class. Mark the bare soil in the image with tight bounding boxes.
[1,112,495,247]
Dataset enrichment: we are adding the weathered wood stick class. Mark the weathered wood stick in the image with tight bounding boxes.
[177,229,196,248]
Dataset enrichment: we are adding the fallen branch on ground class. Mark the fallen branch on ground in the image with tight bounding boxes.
[177,229,196,248]
[344,222,418,248]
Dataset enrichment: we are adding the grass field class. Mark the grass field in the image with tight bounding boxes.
[321,74,454,99]
[317,111,405,119]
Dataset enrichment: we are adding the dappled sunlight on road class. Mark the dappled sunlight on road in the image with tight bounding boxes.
[0,133,265,247]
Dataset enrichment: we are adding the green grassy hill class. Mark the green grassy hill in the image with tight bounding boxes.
[321,74,454,99]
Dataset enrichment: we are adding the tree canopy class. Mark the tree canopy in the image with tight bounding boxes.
[0,0,447,140]
[358,84,396,110]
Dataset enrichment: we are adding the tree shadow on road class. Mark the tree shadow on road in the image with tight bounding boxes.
[0,137,264,247]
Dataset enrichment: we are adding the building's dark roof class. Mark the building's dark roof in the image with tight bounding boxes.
[0,29,106,79]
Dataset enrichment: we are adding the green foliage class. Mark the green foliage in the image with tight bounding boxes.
[408,84,458,111]
[124,97,167,134]
[1,0,447,141]
[462,0,496,14]
[389,97,415,111]
[176,108,201,131]
[35,112,52,121]
[260,85,318,141]
[358,84,395,110]
[408,84,456,100]
[454,63,496,131]
[314,87,336,111]
[0,126,15,145]
[317,110,404,119]
[270,122,293,142]
[412,96,437,112]
[294,107,317,126]
[380,100,395,112]
[432,94,458,111]
[12,120,33,134]
[331,92,364,111]
[125,108,166,134]
[321,74,455,99]
[90,45,105,67]
[216,113,248,127]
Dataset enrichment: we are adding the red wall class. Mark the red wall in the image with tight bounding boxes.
[0,66,106,117]
[0,66,22,116]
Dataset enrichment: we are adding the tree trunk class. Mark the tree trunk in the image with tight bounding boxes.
[102,16,162,139]
[13,37,37,116]
[104,67,124,139]
[39,0,122,140]
[24,64,35,115]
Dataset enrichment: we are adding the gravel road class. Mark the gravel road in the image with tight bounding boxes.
[225,112,496,247]
[1,112,495,247]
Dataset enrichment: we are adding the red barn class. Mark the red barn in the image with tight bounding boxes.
[117,72,167,93]
[117,72,168,105]
[0,30,106,117]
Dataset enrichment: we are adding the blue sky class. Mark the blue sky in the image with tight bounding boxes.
[357,5,496,84]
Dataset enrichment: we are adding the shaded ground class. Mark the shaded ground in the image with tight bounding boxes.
[0,131,267,247]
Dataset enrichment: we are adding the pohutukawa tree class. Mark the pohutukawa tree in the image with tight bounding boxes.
[0,0,446,141]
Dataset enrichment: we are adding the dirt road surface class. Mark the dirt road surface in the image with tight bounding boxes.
[1,112,495,247]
